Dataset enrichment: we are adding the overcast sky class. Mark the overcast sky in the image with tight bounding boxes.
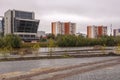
[0,0,120,34]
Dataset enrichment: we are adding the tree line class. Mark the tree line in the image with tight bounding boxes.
[40,34,120,47]
[1,34,120,49]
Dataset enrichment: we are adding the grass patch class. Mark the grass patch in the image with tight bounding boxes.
[21,42,48,48]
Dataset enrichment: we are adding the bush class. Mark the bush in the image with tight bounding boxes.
[3,34,22,48]
[56,35,120,47]
[57,35,77,47]
[22,42,48,48]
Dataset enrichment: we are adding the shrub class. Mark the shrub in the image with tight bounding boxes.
[3,34,22,48]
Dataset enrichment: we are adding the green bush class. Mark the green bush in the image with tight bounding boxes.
[56,35,120,47]
[48,39,56,56]
[22,42,48,48]
[3,34,22,48]
[57,35,77,47]
[0,34,22,48]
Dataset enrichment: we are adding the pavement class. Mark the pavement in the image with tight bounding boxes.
[0,57,120,80]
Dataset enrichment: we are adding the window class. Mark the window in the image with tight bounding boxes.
[15,11,33,19]
[14,20,38,33]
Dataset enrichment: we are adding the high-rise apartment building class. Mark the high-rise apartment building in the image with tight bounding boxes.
[4,9,40,42]
[113,29,120,36]
[51,21,76,36]
[87,25,107,38]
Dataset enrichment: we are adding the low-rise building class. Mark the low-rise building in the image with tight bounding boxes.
[76,33,87,38]
[37,31,46,38]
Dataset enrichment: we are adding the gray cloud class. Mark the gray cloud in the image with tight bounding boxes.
[0,0,120,34]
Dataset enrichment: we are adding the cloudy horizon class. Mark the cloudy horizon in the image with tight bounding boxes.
[0,0,120,34]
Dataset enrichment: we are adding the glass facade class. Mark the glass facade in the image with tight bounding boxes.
[15,11,33,19]
[14,19,39,33]
[19,34,36,40]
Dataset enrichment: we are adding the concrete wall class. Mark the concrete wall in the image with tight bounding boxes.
[4,10,12,35]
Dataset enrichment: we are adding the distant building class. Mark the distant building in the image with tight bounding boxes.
[113,29,120,36]
[87,25,107,38]
[76,33,87,38]
[0,20,2,32]
[51,21,76,36]
[37,31,46,38]
[4,9,40,42]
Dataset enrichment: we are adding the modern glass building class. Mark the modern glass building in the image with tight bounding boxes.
[4,10,39,42]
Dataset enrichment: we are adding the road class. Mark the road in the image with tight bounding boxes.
[0,57,120,80]
[64,65,120,80]
[0,57,117,74]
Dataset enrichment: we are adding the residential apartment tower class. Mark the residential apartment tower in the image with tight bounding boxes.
[51,21,76,36]
[87,25,107,38]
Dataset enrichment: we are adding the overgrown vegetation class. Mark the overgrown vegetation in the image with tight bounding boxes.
[0,34,22,48]
[38,34,120,47]
[40,34,120,47]
[32,43,40,57]
[56,35,120,47]
[0,34,22,58]
[48,38,56,56]
[1,34,120,48]
[115,44,120,54]
[22,42,48,48]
